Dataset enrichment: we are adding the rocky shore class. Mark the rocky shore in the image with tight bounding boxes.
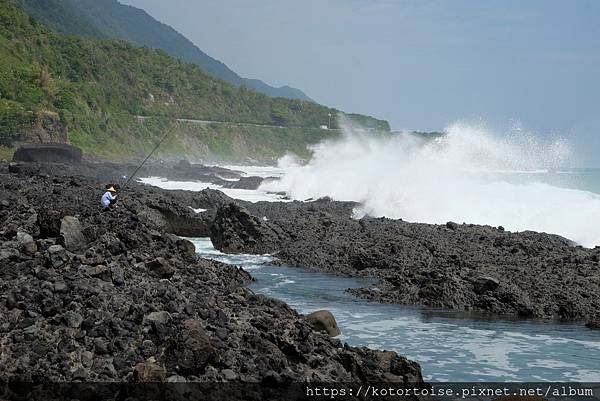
[0,161,423,391]
[209,195,600,322]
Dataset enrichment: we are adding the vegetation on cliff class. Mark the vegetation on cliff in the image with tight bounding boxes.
[19,0,313,101]
[0,0,389,160]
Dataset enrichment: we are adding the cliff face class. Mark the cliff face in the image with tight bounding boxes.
[20,111,68,143]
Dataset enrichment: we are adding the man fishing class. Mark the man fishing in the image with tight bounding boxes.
[101,186,118,211]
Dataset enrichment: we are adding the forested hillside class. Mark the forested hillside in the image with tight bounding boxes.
[0,0,389,161]
[19,0,313,101]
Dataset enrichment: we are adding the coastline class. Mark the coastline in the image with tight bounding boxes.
[2,158,600,392]
[205,184,600,323]
[0,160,423,388]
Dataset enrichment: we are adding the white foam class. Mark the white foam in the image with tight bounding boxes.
[261,120,600,247]
[139,176,287,203]
[220,164,285,178]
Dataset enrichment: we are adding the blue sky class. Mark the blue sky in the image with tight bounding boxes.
[122,0,600,165]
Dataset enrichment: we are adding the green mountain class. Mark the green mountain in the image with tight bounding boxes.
[0,0,389,162]
[19,0,313,101]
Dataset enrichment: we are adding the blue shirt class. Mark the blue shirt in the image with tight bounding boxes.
[101,191,116,208]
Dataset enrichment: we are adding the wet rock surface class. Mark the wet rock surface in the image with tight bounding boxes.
[211,203,285,254]
[586,314,600,330]
[0,160,423,386]
[209,195,600,321]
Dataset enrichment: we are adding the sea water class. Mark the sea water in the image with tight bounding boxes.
[262,123,600,248]
[189,237,600,382]
[140,124,600,381]
[143,173,600,381]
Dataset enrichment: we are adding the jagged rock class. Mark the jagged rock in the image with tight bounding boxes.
[53,281,68,293]
[223,176,263,190]
[472,276,500,294]
[93,338,110,355]
[165,319,214,375]
[222,369,237,381]
[83,265,111,281]
[8,162,24,174]
[176,159,191,169]
[217,196,600,321]
[47,244,67,267]
[16,231,37,255]
[304,310,341,337]
[176,238,196,260]
[586,315,600,330]
[110,263,125,286]
[145,311,171,325]
[5,293,17,309]
[63,311,83,328]
[446,221,458,230]
[146,257,176,278]
[166,375,187,383]
[38,209,63,237]
[133,362,167,382]
[60,216,86,252]
[0,248,19,263]
[193,188,235,210]
[0,160,425,387]
[211,203,282,254]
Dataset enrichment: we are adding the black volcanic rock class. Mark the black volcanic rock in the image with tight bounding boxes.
[13,143,82,163]
[304,310,341,337]
[211,203,284,254]
[586,314,600,330]
[0,160,423,389]
[210,196,600,321]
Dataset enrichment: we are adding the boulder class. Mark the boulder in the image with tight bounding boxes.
[60,216,86,252]
[38,209,63,237]
[62,311,83,328]
[165,319,214,375]
[304,310,341,337]
[446,221,458,230]
[0,248,19,263]
[83,265,111,282]
[221,369,237,381]
[586,315,600,330]
[133,362,166,382]
[53,281,68,293]
[176,159,192,169]
[177,238,196,260]
[16,231,37,255]
[193,188,234,210]
[110,263,125,286]
[145,311,171,325]
[48,244,68,268]
[210,203,283,254]
[223,176,263,190]
[8,162,22,174]
[146,257,176,278]
[472,276,500,294]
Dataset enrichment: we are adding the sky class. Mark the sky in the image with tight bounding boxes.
[121,0,600,166]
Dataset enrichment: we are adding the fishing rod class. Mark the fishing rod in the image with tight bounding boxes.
[121,121,178,189]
